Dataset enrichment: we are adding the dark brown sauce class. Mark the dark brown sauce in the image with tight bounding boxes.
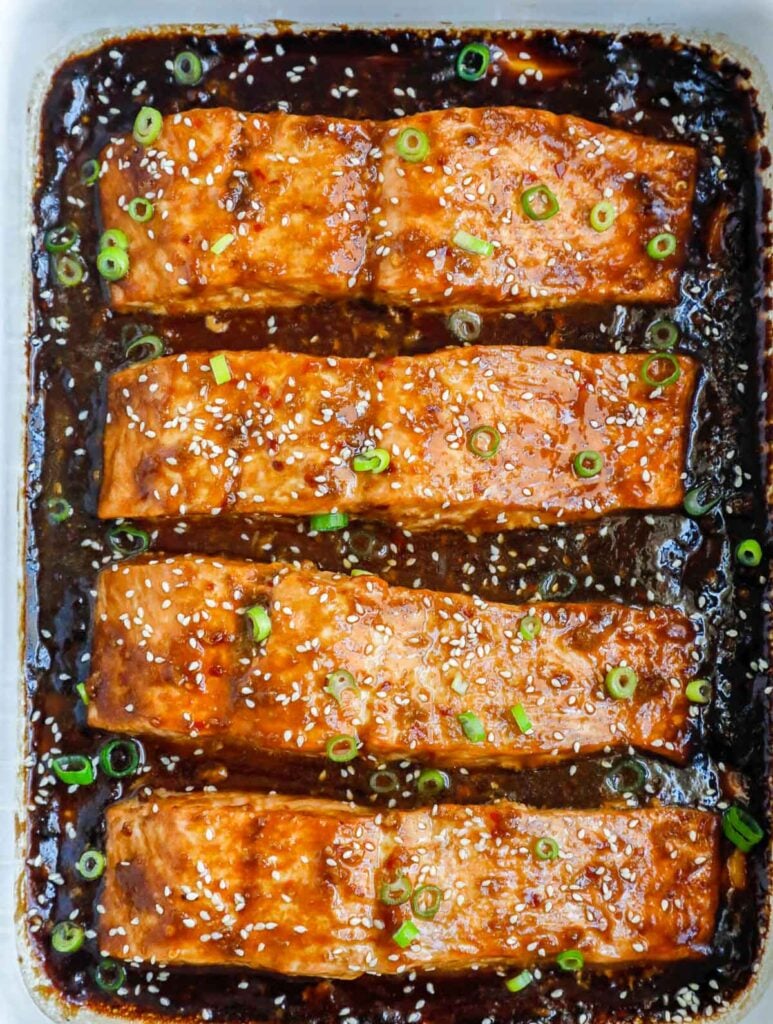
[25,26,770,1024]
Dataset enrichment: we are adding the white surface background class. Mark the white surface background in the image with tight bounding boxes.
[0,0,771,1021]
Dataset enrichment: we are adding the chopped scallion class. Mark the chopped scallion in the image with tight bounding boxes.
[127,196,154,223]
[52,754,95,786]
[452,230,494,257]
[76,849,106,880]
[521,184,560,221]
[245,605,271,642]
[736,539,763,567]
[133,105,163,147]
[722,805,764,852]
[352,448,390,474]
[605,665,638,700]
[412,884,443,919]
[211,233,235,255]
[97,246,130,282]
[395,126,430,163]
[326,733,359,763]
[467,424,501,459]
[505,970,533,993]
[99,738,141,779]
[310,512,349,533]
[380,875,412,906]
[209,353,232,384]
[589,200,616,232]
[324,668,359,703]
[416,768,449,798]
[646,232,677,260]
[448,309,482,342]
[573,450,603,479]
[392,920,420,948]
[456,43,490,81]
[509,703,533,734]
[173,50,204,86]
[686,678,712,704]
[458,710,485,743]
[51,921,85,954]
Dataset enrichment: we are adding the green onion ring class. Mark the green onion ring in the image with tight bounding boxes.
[395,126,430,163]
[573,450,603,479]
[589,201,616,232]
[369,768,400,794]
[521,184,560,221]
[310,512,349,533]
[646,319,680,350]
[556,949,585,972]
[76,849,106,880]
[324,668,360,703]
[53,254,85,288]
[605,665,638,700]
[380,875,412,906]
[52,754,95,786]
[518,614,542,641]
[107,523,150,557]
[99,228,129,252]
[93,958,127,993]
[736,539,763,567]
[684,481,721,517]
[80,158,100,185]
[456,42,491,81]
[539,569,577,599]
[722,805,764,852]
[412,884,443,919]
[416,768,449,798]
[127,196,155,223]
[99,738,141,779]
[245,605,271,642]
[533,836,560,861]
[51,921,85,954]
[44,224,78,253]
[125,333,164,363]
[133,105,163,147]
[505,970,534,993]
[604,756,648,796]
[458,710,486,743]
[46,496,73,523]
[686,678,712,705]
[646,232,677,260]
[467,424,501,459]
[97,246,130,282]
[352,448,390,474]
[448,309,482,342]
[173,50,204,86]
[326,733,359,763]
[641,352,681,388]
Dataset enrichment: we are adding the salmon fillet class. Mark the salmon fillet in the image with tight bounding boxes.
[100,791,720,977]
[98,346,698,531]
[86,556,698,767]
[98,106,696,314]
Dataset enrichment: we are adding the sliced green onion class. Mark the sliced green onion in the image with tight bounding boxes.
[125,333,164,363]
[647,232,677,260]
[589,201,616,232]
[326,734,358,763]
[53,254,85,288]
[392,920,420,948]
[46,496,73,523]
[450,672,469,696]
[97,246,130,282]
[521,184,560,221]
[107,523,150,557]
[351,569,372,577]
[209,353,231,384]
[505,970,533,993]
[539,570,577,599]
[99,228,128,251]
[75,682,90,705]
[736,539,763,567]
[456,43,491,81]
[51,921,85,954]
[127,196,154,223]
[646,319,680,350]
[641,352,681,388]
[324,668,359,703]
[352,448,390,474]
[211,233,235,255]
[557,949,585,972]
[245,605,271,642]
[518,614,542,642]
[453,230,494,257]
[533,836,560,861]
[52,754,95,786]
[412,884,443,919]
[417,768,449,798]
[684,481,721,517]
[509,703,533,734]
[605,665,638,700]
[467,424,501,459]
[722,805,764,852]
[686,679,712,704]
[80,158,100,185]
[573,450,603,479]
[76,849,106,880]
[369,768,399,794]
[395,126,430,163]
[604,757,648,795]
[310,512,349,533]
[458,710,485,743]
[448,309,482,342]
[94,958,127,993]
[133,105,163,147]
[99,738,141,779]
[44,224,78,253]
[380,875,412,906]
[173,50,204,86]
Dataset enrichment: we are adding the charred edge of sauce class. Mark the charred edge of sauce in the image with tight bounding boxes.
[24,24,770,1024]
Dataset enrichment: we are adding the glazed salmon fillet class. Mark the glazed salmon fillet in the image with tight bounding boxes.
[98,106,696,314]
[100,791,720,977]
[86,557,699,767]
[98,346,698,531]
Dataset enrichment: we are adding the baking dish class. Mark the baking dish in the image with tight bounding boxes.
[3,0,772,1021]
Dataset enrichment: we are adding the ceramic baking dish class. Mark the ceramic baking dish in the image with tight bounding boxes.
[2,0,771,1021]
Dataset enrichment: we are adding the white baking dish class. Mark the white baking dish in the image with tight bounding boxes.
[2,0,771,1021]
